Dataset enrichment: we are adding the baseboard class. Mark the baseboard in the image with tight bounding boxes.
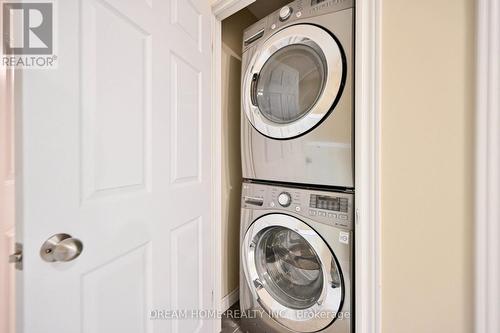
[221,288,239,313]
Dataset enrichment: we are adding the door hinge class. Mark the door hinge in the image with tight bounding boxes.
[9,242,23,270]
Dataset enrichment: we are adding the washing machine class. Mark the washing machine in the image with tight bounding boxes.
[240,181,353,333]
[241,0,354,188]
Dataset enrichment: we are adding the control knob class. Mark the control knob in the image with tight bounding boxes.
[279,6,292,21]
[278,192,292,207]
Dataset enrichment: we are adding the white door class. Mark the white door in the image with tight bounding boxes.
[14,0,214,332]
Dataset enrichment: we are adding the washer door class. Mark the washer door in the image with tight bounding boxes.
[242,214,344,332]
[242,24,345,139]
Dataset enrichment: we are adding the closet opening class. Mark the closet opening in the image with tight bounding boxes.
[217,1,293,332]
[215,1,359,333]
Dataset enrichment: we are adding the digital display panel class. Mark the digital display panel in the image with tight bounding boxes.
[310,194,348,212]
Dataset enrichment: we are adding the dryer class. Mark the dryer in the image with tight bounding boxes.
[241,0,354,188]
[240,181,353,333]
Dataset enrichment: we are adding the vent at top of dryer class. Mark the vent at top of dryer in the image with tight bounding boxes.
[244,29,264,47]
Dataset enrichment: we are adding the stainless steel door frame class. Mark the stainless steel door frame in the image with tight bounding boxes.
[242,213,344,333]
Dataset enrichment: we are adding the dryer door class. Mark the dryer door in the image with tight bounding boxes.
[242,214,344,332]
[242,24,345,139]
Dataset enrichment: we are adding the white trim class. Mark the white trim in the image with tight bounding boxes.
[354,1,382,333]
[221,288,239,313]
[211,4,254,332]
[221,44,242,61]
[212,0,256,20]
[475,1,500,333]
[210,9,223,333]
[210,1,382,333]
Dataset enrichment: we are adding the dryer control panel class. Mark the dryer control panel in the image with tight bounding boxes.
[242,0,354,53]
[242,181,354,230]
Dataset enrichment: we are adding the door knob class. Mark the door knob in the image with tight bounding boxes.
[40,233,83,262]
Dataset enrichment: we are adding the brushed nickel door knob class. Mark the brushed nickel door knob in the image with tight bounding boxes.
[40,233,83,262]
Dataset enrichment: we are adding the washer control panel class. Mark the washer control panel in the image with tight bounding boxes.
[242,181,354,230]
[279,6,293,21]
[277,192,292,207]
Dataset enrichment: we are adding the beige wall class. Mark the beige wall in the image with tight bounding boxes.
[220,9,257,298]
[381,1,475,332]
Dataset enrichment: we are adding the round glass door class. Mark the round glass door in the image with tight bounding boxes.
[242,214,344,332]
[243,24,345,139]
[256,44,327,124]
[254,226,324,309]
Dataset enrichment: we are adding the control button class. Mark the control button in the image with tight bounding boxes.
[309,210,317,216]
[319,211,326,217]
[339,214,348,220]
[279,6,292,21]
[295,206,301,212]
[296,11,302,18]
[328,213,337,218]
[271,23,276,30]
[270,202,275,208]
[278,192,292,207]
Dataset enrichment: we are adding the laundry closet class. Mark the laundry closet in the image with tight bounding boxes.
[219,1,355,332]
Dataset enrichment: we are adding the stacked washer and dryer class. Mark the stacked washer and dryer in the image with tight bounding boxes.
[238,0,354,332]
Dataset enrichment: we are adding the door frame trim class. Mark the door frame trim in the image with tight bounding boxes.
[210,1,382,332]
[210,7,223,332]
[475,1,500,332]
